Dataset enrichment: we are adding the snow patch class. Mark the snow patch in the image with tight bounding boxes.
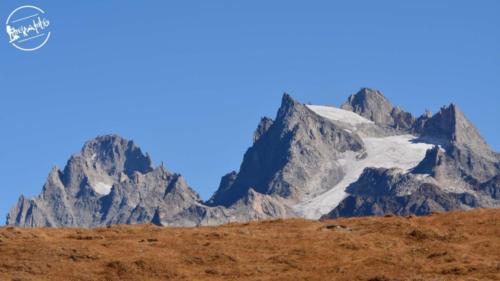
[93,182,112,195]
[306,105,373,126]
[294,134,434,219]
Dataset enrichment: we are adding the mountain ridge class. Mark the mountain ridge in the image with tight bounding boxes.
[7,89,500,227]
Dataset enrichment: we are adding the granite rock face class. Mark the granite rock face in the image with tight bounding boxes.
[7,89,500,227]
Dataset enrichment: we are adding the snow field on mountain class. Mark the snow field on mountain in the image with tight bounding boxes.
[93,182,113,195]
[295,105,433,219]
[306,105,374,125]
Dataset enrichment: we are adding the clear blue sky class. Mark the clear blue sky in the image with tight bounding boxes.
[1,1,499,223]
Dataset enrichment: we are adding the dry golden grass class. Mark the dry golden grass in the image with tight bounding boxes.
[0,209,499,281]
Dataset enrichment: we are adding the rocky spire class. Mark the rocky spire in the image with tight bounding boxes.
[419,104,492,154]
[341,88,395,125]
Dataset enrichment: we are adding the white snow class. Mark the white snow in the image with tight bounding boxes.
[294,105,434,219]
[93,182,112,195]
[306,105,374,126]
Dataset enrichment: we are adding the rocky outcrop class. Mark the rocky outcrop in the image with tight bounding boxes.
[322,166,480,218]
[478,175,500,200]
[206,171,238,206]
[253,117,274,143]
[417,104,486,148]
[415,104,499,182]
[344,167,426,197]
[323,183,476,218]
[391,106,416,130]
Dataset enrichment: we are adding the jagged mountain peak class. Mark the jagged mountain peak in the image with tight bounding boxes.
[7,134,206,227]
[80,134,141,158]
[342,88,390,107]
[352,87,386,98]
[276,93,305,121]
[420,103,492,153]
[415,104,499,182]
[81,134,128,149]
[77,134,153,177]
[341,88,414,129]
[281,92,298,106]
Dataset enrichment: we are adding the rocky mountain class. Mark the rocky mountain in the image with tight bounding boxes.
[323,90,500,219]
[7,136,205,227]
[7,89,500,227]
[207,94,365,208]
[6,135,298,227]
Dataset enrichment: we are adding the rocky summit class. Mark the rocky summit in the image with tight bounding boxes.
[7,88,500,227]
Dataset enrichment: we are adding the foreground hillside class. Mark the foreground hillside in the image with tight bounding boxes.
[1,209,499,281]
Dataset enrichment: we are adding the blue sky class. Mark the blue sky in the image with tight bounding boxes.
[0,1,499,223]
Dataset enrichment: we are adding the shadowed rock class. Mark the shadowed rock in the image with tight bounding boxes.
[253,117,274,143]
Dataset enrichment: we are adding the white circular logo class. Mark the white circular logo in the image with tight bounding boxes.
[5,5,51,51]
